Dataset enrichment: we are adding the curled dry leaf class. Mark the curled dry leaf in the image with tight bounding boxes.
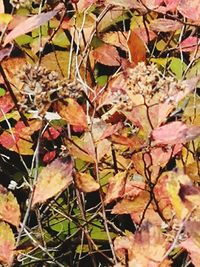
[0,185,21,228]
[75,172,100,193]
[92,44,121,66]
[56,99,87,130]
[0,222,15,267]
[31,158,73,207]
[104,172,127,204]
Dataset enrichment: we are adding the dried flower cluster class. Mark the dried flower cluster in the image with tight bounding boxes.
[18,64,82,116]
[10,0,32,9]
[126,62,186,103]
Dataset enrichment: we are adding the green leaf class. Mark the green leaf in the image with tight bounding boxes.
[0,88,6,97]
[52,30,70,48]
[15,34,33,46]
[96,75,108,86]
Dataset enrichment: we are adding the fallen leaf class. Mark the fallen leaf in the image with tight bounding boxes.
[127,30,146,64]
[75,172,100,193]
[92,44,121,66]
[0,222,15,266]
[0,185,21,228]
[31,158,73,207]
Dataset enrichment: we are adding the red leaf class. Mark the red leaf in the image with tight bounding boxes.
[0,131,19,149]
[4,4,64,45]
[0,222,15,266]
[31,158,73,207]
[180,37,199,52]
[43,127,62,140]
[92,44,121,66]
[43,150,56,164]
[0,93,14,117]
[127,30,146,64]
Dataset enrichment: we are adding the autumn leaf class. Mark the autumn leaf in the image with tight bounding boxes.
[180,37,199,52]
[150,18,182,32]
[0,222,15,266]
[92,44,121,66]
[114,223,170,267]
[43,150,56,164]
[104,172,127,204]
[127,30,146,64]
[151,121,200,145]
[180,238,200,267]
[0,185,21,228]
[0,92,15,118]
[3,4,64,45]
[31,158,73,207]
[178,0,200,22]
[75,172,100,193]
[166,172,189,219]
[56,99,87,130]
[43,126,62,140]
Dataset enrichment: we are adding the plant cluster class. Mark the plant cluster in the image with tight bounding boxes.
[0,0,200,267]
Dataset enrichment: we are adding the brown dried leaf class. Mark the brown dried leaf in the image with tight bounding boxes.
[32,158,73,207]
[0,185,21,228]
[0,222,15,266]
[75,172,100,193]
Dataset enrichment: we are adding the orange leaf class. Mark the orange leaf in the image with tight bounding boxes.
[104,172,127,204]
[75,172,100,193]
[127,30,146,64]
[0,93,14,118]
[31,158,73,207]
[56,99,87,130]
[0,222,15,266]
[0,185,21,228]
